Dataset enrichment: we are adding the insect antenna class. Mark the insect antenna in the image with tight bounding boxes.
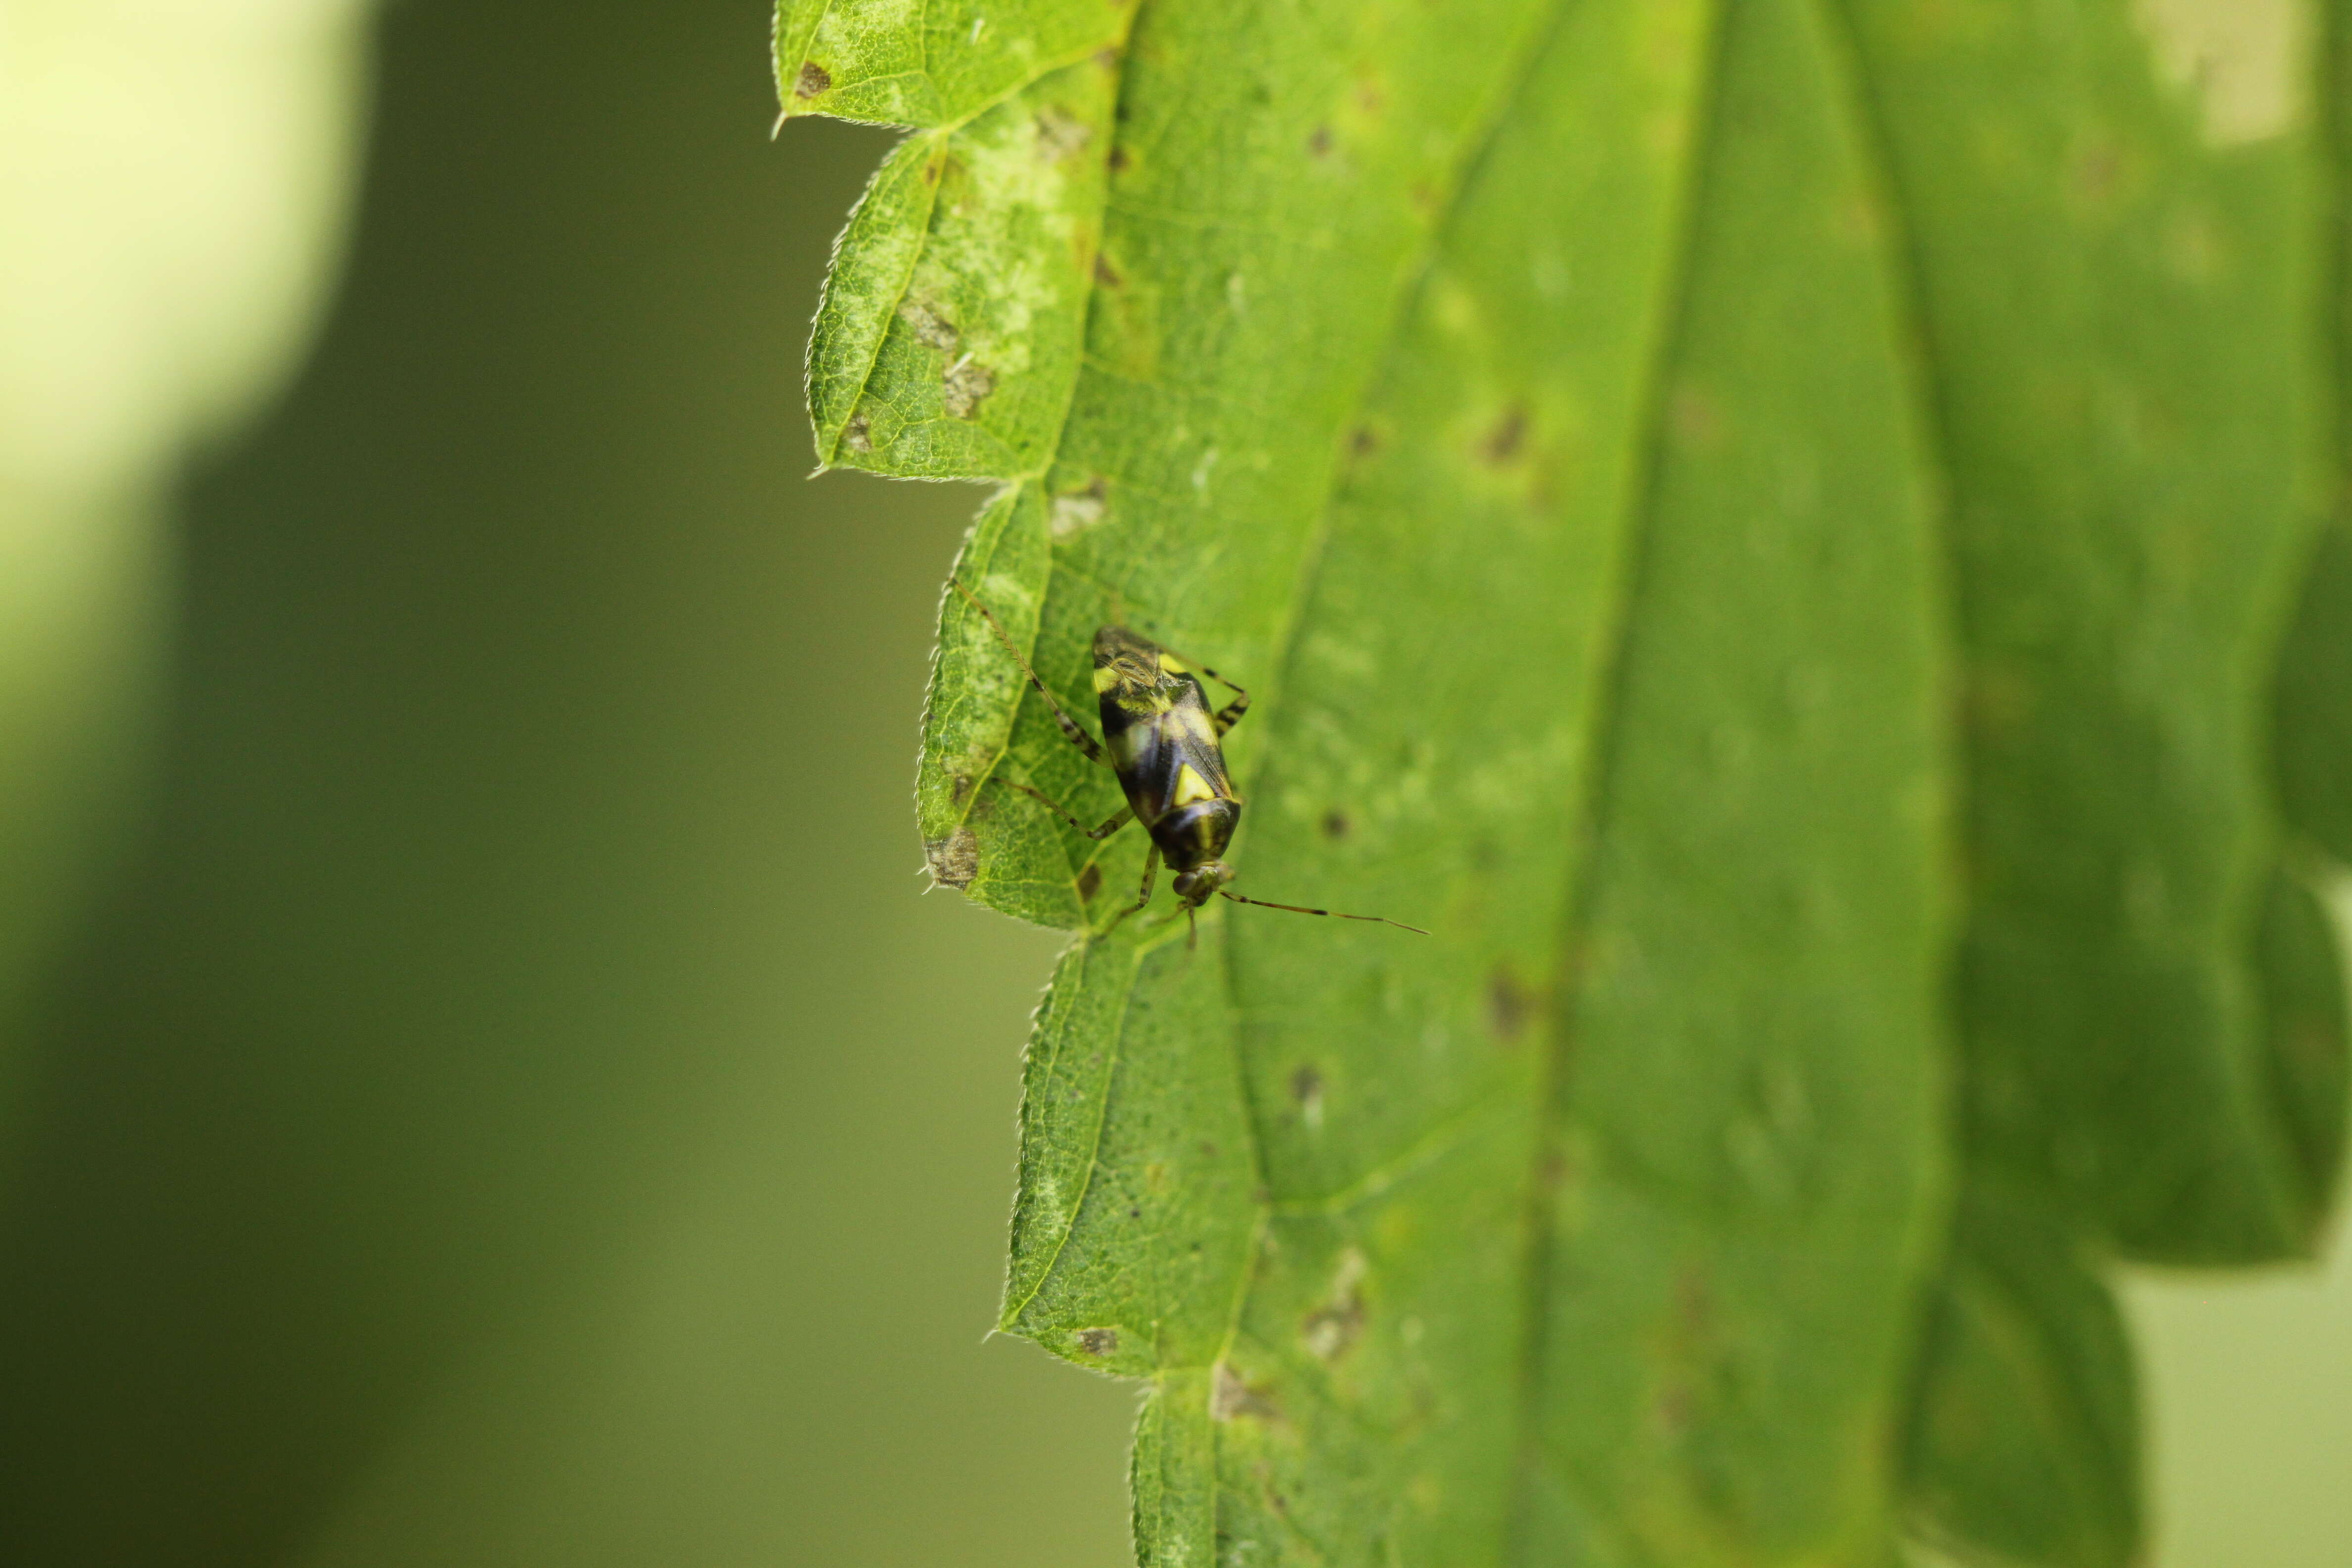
[1217,890,1427,935]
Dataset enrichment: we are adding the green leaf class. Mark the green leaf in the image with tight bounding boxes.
[1898,859,2350,1568]
[999,935,1259,1375]
[776,0,1128,128]
[1904,1183,2140,1568]
[782,0,2352,1563]
[1506,0,1948,1556]
[800,51,1121,477]
[1838,0,2335,1265]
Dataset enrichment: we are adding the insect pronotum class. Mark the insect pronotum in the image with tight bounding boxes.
[950,579,1427,943]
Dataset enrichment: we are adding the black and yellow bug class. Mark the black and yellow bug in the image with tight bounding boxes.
[951,580,1426,942]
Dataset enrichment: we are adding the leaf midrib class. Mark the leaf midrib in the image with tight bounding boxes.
[1143,0,1591,1422]
[1492,0,1967,1535]
[1499,0,1731,1529]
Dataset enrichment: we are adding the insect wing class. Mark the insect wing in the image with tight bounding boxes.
[1104,669,1230,824]
[1153,677,1235,807]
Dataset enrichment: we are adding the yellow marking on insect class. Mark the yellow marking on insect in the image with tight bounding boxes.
[1111,691,1173,719]
[1172,764,1218,807]
[1093,665,1121,693]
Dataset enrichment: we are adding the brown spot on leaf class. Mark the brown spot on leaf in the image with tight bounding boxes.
[2280,1016,2336,1078]
[924,827,979,889]
[1075,1327,1119,1357]
[1107,146,1130,174]
[1675,1266,1712,1334]
[1301,1250,1367,1362]
[840,411,872,454]
[1481,405,1527,465]
[1035,105,1091,161]
[1488,967,1531,1041]
[1669,384,1722,451]
[899,298,959,353]
[793,60,832,99]
[1050,477,1107,538]
[1307,124,1333,157]
[1656,1381,1696,1435]
[942,358,996,418]
[1839,193,1883,248]
[1093,253,1123,288]
[2073,138,2123,205]
[1964,662,2035,738]
[1350,425,1379,457]
[1076,863,1102,901]
[1211,1362,1282,1422]
[1321,809,1351,840]
[949,773,974,806]
[1290,1065,1325,1132]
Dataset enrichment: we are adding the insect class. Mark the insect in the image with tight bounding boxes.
[950,579,1426,943]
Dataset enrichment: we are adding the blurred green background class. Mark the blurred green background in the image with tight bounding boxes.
[0,2,2348,1566]
[0,0,1130,1563]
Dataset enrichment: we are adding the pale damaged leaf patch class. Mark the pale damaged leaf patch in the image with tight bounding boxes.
[2133,0,2303,145]
[802,51,1121,478]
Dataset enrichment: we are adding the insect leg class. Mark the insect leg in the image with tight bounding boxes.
[1175,658,1249,734]
[1208,682,1251,736]
[1006,783,1132,841]
[1218,889,1427,935]
[949,578,1107,766]
[1104,845,1160,932]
